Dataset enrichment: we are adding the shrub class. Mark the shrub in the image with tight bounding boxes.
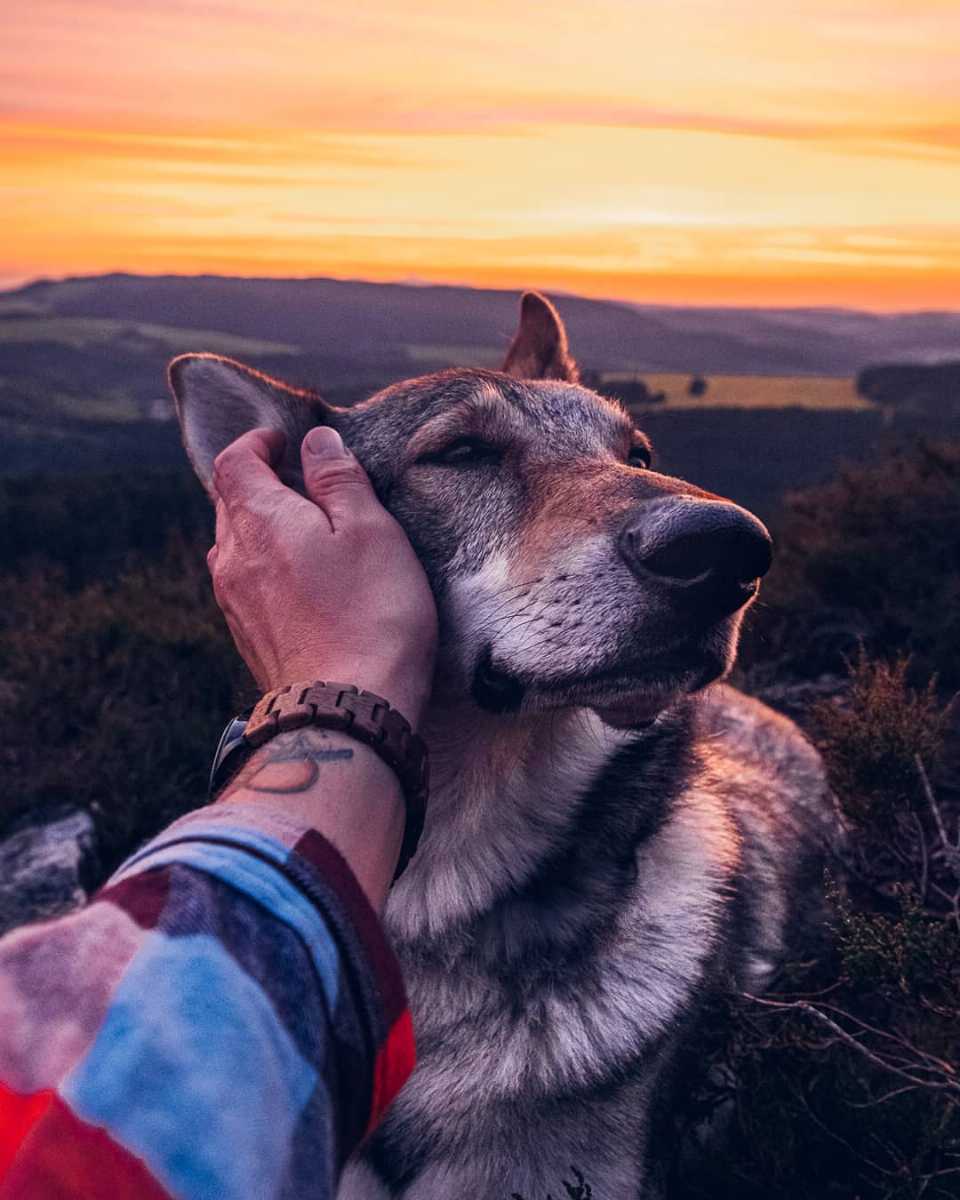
[674,650,960,1200]
[0,473,253,874]
[740,440,960,688]
[688,375,708,397]
[812,653,949,828]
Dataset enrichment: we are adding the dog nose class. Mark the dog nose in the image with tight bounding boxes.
[619,498,773,616]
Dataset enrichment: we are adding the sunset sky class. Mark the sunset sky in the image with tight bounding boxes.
[3,0,959,309]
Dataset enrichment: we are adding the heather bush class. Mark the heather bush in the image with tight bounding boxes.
[740,440,960,688]
[812,653,949,829]
[0,472,253,872]
[674,652,960,1199]
[2,442,959,1198]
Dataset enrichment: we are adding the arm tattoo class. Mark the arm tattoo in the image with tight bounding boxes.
[219,729,354,800]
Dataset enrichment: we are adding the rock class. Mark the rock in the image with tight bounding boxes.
[0,811,97,937]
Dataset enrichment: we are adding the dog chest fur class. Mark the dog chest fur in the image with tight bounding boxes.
[338,692,771,1200]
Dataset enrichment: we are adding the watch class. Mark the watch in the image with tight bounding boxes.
[208,682,429,881]
[209,713,253,798]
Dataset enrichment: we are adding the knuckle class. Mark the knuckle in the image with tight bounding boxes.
[211,454,233,492]
[212,578,233,617]
[210,573,227,607]
[306,459,367,491]
[209,550,233,592]
[212,443,246,489]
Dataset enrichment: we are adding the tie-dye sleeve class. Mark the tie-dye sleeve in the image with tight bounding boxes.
[0,802,415,1200]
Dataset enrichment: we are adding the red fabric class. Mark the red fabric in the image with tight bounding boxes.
[0,1081,171,1200]
[0,1081,54,1180]
[96,868,171,929]
[365,1007,416,1137]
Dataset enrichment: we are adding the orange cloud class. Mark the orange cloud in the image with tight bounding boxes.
[2,0,958,309]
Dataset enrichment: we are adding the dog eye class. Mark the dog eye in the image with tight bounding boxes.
[418,438,502,468]
[628,437,653,469]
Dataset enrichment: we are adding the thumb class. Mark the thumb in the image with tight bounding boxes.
[301,426,383,531]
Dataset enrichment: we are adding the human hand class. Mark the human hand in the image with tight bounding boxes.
[207,425,438,728]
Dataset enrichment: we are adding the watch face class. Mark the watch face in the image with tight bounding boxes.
[208,716,251,798]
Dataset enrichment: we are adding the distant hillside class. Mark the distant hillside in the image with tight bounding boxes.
[1,273,957,509]
[5,272,960,377]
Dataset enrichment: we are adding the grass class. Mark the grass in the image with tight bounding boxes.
[604,372,869,410]
[403,353,869,410]
[0,316,300,357]
[50,387,144,423]
[405,342,505,368]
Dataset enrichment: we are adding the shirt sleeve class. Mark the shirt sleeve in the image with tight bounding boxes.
[0,801,415,1200]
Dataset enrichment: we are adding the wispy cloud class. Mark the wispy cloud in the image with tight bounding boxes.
[1,0,958,307]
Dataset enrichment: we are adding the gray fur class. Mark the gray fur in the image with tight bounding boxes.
[169,294,840,1200]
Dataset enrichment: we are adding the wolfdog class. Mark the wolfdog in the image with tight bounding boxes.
[170,293,840,1199]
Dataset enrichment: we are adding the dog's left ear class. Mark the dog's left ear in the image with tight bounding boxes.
[502,291,579,383]
[168,354,336,499]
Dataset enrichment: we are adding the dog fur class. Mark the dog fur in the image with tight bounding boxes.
[170,292,841,1200]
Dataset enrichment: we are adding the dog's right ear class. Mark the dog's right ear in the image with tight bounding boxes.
[502,291,579,383]
[168,354,333,498]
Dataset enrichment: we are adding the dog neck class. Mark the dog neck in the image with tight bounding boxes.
[385,693,633,943]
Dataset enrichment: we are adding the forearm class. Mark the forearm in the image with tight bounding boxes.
[0,779,414,1198]
[216,727,406,913]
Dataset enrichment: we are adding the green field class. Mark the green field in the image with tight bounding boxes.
[0,321,868,412]
[0,316,299,357]
[405,346,869,410]
[604,372,869,410]
[405,342,504,368]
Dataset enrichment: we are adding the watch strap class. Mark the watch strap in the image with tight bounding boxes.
[245,681,429,880]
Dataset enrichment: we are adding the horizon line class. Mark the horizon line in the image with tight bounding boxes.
[4,268,959,319]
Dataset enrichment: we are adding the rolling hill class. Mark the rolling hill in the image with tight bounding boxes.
[5,272,960,379]
[0,273,957,511]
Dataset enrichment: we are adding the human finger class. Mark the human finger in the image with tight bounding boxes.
[212,427,288,512]
[300,426,386,534]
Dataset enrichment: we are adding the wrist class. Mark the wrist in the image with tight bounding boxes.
[220,728,405,912]
[213,678,430,885]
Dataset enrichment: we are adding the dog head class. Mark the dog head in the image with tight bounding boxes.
[170,292,771,727]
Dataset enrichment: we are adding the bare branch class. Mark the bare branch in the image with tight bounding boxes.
[740,993,960,1095]
[916,755,960,881]
[914,810,931,901]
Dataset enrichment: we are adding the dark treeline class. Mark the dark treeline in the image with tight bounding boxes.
[857,360,960,412]
[9,402,956,522]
